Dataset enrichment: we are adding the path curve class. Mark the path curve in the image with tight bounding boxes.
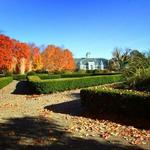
[0,81,149,150]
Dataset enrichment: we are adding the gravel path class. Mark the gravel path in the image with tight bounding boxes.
[0,81,149,150]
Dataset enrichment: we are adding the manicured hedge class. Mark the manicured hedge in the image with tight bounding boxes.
[27,74,123,93]
[13,74,27,81]
[0,74,5,78]
[28,72,122,80]
[0,77,13,89]
[61,73,93,78]
[93,72,121,76]
[37,74,61,80]
[27,75,41,81]
[61,72,121,78]
[80,87,150,117]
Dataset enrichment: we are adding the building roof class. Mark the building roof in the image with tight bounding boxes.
[75,58,108,66]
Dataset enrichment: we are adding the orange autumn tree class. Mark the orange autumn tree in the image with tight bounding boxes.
[29,43,43,71]
[42,45,63,72]
[42,45,75,72]
[13,40,31,74]
[0,34,76,74]
[63,49,76,71]
[0,34,14,72]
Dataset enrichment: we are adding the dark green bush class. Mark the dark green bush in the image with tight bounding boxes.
[35,70,49,74]
[93,71,121,76]
[80,87,150,118]
[61,73,92,78]
[27,74,123,94]
[27,71,36,76]
[0,77,13,89]
[0,74,5,78]
[36,72,122,80]
[135,77,150,91]
[37,74,61,80]
[13,74,27,81]
[86,70,94,74]
[5,72,13,77]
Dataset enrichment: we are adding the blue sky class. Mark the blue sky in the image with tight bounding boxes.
[0,0,150,59]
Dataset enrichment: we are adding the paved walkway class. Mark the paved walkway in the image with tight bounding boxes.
[0,81,149,150]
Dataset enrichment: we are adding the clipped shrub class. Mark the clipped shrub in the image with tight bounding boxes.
[63,71,74,74]
[61,73,92,78]
[35,70,49,74]
[80,87,150,118]
[93,72,121,76]
[27,74,123,94]
[5,72,13,77]
[27,75,41,82]
[76,69,87,74]
[13,74,27,81]
[27,71,36,76]
[0,74,5,78]
[37,74,61,80]
[0,77,13,89]
[86,70,94,74]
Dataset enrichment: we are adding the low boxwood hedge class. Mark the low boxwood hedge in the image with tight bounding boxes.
[0,77,13,89]
[0,74,5,78]
[61,73,93,78]
[27,74,123,94]
[13,74,27,81]
[61,72,121,78]
[80,87,150,117]
[37,74,61,80]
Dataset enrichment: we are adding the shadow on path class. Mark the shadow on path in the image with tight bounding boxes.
[12,81,37,95]
[0,116,141,150]
[45,99,150,130]
[45,99,84,116]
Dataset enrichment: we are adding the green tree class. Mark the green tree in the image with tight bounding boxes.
[110,48,131,71]
[123,50,150,90]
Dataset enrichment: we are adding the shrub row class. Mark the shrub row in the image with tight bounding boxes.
[37,72,121,79]
[61,72,121,78]
[0,77,13,89]
[80,87,150,118]
[61,73,93,78]
[13,74,27,81]
[27,75,123,94]
[0,74,5,78]
[37,74,61,80]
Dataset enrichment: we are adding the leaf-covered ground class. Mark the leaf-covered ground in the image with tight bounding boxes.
[0,81,149,150]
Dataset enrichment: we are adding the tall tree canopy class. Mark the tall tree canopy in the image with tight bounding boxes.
[0,34,13,72]
[0,34,75,74]
[42,45,75,72]
[109,48,131,71]
[29,43,43,71]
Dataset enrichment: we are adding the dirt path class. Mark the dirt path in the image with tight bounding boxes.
[0,81,149,150]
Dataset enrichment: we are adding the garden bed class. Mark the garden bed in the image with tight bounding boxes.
[80,86,150,118]
[27,74,123,93]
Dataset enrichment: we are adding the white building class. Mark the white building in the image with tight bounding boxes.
[75,58,108,70]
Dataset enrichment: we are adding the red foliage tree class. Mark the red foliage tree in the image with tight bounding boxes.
[0,34,75,74]
[29,43,43,71]
[42,45,75,72]
[13,40,31,74]
[0,34,13,72]
[63,49,76,71]
[42,45,64,72]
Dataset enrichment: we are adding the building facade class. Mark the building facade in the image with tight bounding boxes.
[75,58,108,70]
